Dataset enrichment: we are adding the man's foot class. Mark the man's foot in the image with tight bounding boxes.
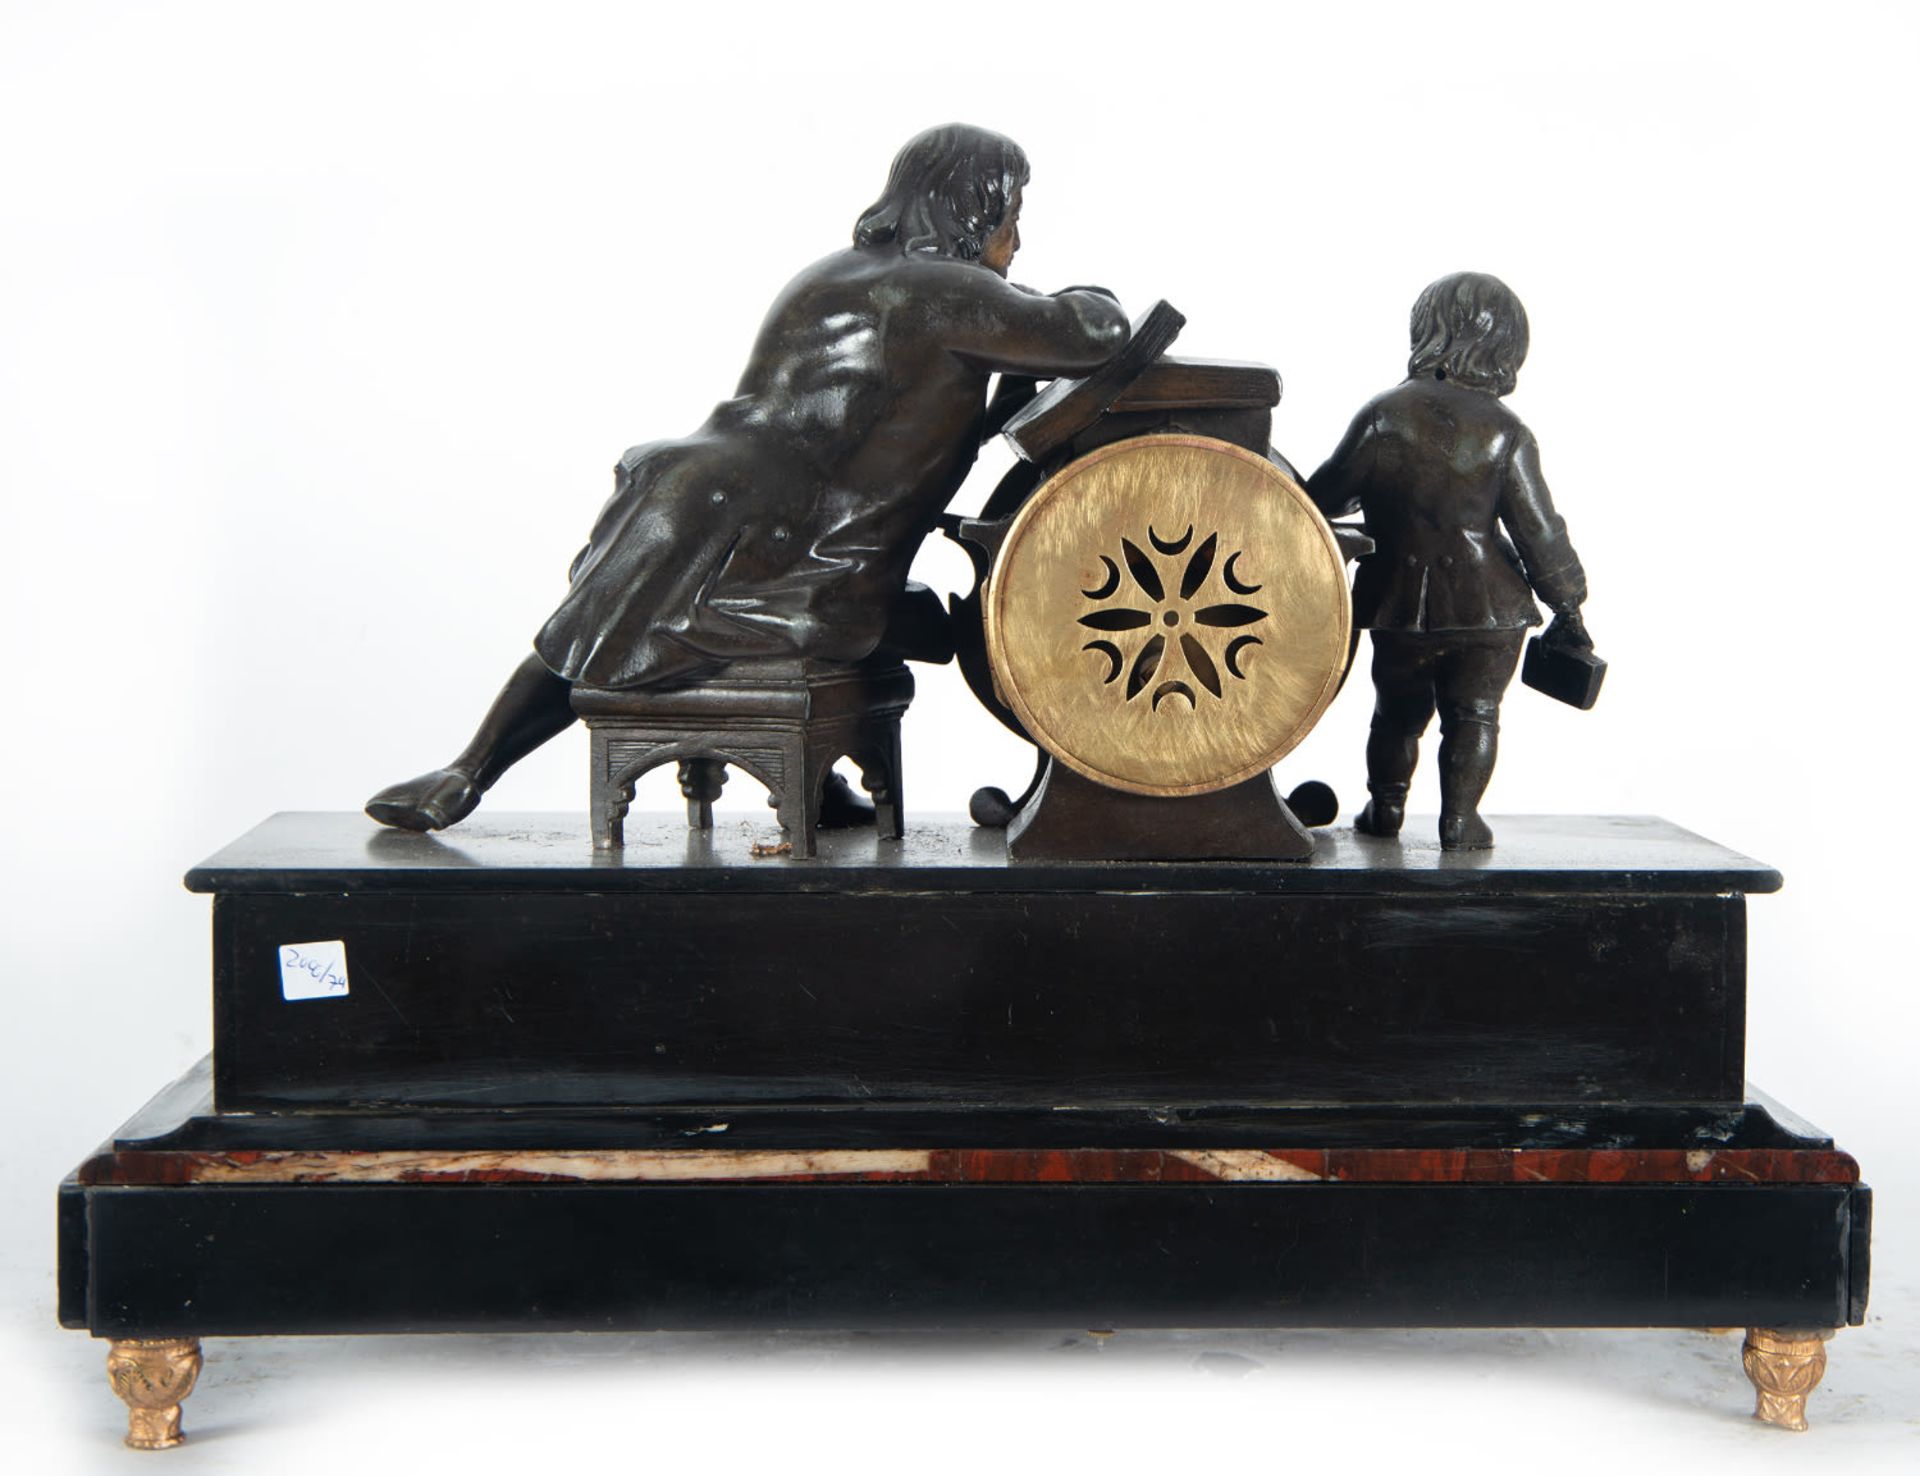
[1439,810,1495,850]
[366,769,481,831]
[817,770,877,829]
[1355,797,1405,837]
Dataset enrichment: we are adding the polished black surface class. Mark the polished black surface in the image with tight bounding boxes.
[189,812,1782,896]
[62,1177,1867,1337]
[199,812,1765,1112]
[59,1061,1873,1339]
[210,886,1749,1111]
[104,1059,1839,1156]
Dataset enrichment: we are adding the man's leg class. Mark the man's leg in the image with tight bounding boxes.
[1357,632,1436,837]
[1433,631,1525,850]
[366,654,577,831]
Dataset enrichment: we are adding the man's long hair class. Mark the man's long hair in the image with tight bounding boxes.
[854,124,1029,263]
[1407,272,1529,397]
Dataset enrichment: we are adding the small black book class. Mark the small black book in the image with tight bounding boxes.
[1522,637,1606,710]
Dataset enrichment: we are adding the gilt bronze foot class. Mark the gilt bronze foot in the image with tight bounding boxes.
[105,1338,202,1450]
[1741,1327,1832,1431]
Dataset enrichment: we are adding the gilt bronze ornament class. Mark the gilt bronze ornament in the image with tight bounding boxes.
[985,434,1348,798]
[1742,1328,1834,1432]
[942,300,1364,861]
[104,1338,201,1451]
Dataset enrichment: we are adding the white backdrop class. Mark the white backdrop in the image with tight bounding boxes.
[2,2,1914,1470]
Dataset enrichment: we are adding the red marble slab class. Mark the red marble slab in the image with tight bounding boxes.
[82,1144,1861,1188]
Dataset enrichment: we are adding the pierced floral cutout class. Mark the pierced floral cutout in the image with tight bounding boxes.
[1077,524,1269,710]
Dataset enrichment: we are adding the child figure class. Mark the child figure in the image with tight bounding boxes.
[1307,272,1592,850]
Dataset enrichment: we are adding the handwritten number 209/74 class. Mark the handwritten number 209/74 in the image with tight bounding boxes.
[282,946,347,993]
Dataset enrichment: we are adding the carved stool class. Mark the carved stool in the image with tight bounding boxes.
[571,659,912,857]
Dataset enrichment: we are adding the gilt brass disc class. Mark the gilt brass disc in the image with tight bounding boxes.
[984,434,1350,798]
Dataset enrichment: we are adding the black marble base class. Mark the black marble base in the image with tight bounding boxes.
[67,1182,1868,1338]
[192,814,1775,1112]
[59,1062,1869,1339]
[60,809,1870,1432]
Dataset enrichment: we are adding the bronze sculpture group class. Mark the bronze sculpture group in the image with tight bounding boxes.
[72,126,1866,1452]
[367,124,1596,852]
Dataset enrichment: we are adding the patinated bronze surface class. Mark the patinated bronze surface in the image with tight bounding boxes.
[571,658,913,857]
[1307,272,1599,850]
[365,124,1127,836]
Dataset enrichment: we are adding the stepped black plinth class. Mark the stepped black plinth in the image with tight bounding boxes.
[59,814,1871,1445]
[196,812,1764,1112]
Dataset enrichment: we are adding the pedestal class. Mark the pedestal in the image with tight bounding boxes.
[57,813,1872,1439]
[194,813,1763,1112]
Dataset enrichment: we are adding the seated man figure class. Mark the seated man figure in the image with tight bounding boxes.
[1306,271,1592,850]
[368,123,1128,832]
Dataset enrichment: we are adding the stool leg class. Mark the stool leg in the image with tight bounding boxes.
[678,758,727,830]
[858,721,905,839]
[606,776,635,849]
[588,728,616,850]
[771,739,827,858]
